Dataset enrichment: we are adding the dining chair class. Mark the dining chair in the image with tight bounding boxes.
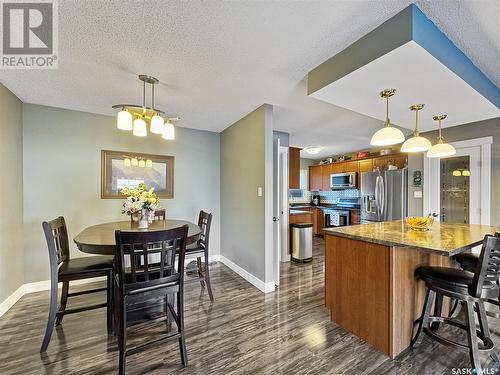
[412,234,500,371]
[114,225,189,374]
[40,216,114,353]
[185,211,213,301]
[154,209,166,221]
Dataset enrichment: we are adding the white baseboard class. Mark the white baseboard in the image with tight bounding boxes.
[0,277,107,318]
[219,255,275,294]
[0,252,261,318]
[0,285,25,317]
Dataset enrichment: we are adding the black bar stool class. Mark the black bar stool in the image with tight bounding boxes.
[114,225,189,375]
[40,216,114,353]
[412,235,500,371]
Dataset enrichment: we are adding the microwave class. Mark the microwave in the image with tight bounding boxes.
[330,172,356,189]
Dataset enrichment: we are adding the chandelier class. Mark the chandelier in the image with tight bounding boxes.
[112,75,178,140]
[370,89,405,146]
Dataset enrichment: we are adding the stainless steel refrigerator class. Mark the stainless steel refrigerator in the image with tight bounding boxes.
[361,169,408,223]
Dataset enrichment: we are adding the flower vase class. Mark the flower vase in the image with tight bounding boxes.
[138,210,150,229]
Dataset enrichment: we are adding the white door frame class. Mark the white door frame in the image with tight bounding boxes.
[280,147,290,264]
[423,136,492,225]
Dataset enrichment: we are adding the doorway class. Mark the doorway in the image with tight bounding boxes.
[424,136,492,225]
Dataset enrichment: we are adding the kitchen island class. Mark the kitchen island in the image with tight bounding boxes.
[323,220,500,358]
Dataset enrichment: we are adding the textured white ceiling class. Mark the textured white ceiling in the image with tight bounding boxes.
[1,0,498,159]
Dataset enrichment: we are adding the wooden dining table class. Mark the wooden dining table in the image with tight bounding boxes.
[73,219,202,326]
[74,219,202,255]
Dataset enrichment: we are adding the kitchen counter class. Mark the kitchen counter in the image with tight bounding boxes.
[323,220,500,358]
[289,209,310,215]
[323,220,500,256]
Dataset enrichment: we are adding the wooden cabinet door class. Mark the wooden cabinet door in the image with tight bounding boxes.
[342,161,358,173]
[392,154,407,169]
[357,159,373,188]
[373,156,389,171]
[289,147,301,189]
[309,165,323,191]
[316,208,324,236]
[322,164,333,190]
[350,209,360,225]
[330,163,343,174]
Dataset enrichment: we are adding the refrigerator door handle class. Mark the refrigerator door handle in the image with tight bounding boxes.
[375,176,380,218]
[380,176,385,220]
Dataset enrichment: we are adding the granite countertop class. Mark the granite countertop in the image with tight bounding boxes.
[323,220,500,256]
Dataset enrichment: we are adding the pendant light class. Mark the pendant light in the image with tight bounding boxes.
[370,89,405,146]
[401,104,432,153]
[162,119,176,140]
[112,75,179,140]
[426,114,456,158]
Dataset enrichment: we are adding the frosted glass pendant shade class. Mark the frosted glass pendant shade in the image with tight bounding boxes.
[117,110,133,131]
[133,118,147,137]
[123,158,131,167]
[162,121,175,140]
[131,158,138,166]
[427,142,456,158]
[150,115,165,134]
[138,159,146,168]
[401,135,432,153]
[370,126,405,146]
[145,159,153,168]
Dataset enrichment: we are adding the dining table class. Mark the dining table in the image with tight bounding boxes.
[74,219,202,255]
[73,219,202,326]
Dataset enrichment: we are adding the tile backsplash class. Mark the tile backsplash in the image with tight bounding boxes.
[289,189,360,204]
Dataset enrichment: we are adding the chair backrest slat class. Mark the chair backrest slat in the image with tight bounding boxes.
[197,211,212,250]
[43,216,70,267]
[115,226,188,294]
[472,233,500,297]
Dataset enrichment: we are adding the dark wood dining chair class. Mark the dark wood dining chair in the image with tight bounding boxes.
[114,225,189,374]
[185,211,213,301]
[412,234,500,371]
[40,216,114,353]
[154,209,166,221]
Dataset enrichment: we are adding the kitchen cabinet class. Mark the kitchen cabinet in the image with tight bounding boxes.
[309,165,323,191]
[350,209,360,225]
[341,161,357,173]
[322,164,333,190]
[357,159,373,187]
[373,154,407,171]
[316,208,324,236]
[289,147,301,189]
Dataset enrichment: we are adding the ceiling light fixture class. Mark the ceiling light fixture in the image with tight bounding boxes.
[401,104,432,153]
[426,114,456,158]
[112,75,179,140]
[305,147,322,155]
[370,89,405,146]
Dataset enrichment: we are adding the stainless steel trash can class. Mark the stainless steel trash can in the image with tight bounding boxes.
[290,223,313,262]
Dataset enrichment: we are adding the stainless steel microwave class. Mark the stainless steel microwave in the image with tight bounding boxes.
[330,172,356,189]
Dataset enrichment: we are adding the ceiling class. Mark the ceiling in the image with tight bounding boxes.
[2,0,499,160]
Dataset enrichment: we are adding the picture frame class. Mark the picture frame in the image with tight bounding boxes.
[101,150,174,199]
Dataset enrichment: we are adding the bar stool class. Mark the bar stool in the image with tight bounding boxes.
[412,235,500,371]
[454,232,500,318]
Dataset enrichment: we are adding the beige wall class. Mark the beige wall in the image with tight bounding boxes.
[0,84,24,303]
[220,105,274,284]
[23,104,220,283]
[422,116,500,225]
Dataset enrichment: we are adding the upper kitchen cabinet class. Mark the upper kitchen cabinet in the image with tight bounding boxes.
[341,161,357,173]
[289,147,302,189]
[309,165,323,191]
[373,154,407,171]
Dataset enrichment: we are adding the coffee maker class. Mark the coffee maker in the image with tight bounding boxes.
[311,194,320,206]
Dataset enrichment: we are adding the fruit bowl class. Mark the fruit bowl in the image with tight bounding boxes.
[406,216,434,231]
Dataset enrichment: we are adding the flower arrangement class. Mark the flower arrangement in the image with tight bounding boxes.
[121,183,160,224]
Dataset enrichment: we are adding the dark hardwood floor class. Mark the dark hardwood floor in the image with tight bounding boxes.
[1,237,500,374]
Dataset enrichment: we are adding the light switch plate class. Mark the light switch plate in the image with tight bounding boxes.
[414,190,423,198]
[257,187,263,197]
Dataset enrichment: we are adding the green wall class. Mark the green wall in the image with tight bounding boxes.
[220,105,274,284]
[23,104,220,283]
[0,85,24,303]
